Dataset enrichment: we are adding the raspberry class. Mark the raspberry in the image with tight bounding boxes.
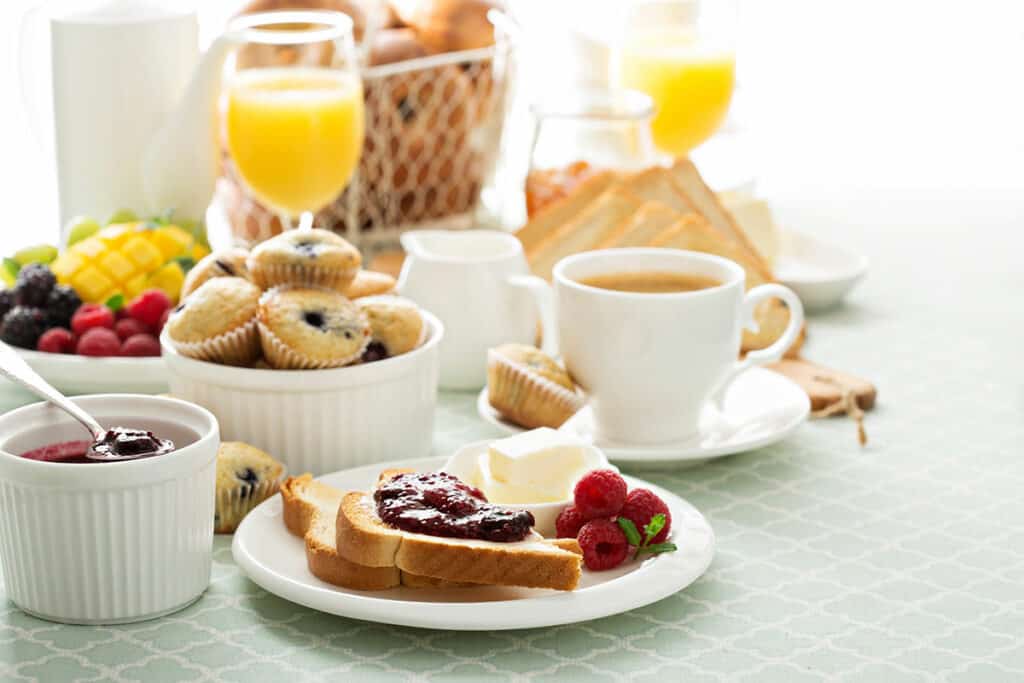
[75,327,121,357]
[555,505,587,538]
[156,307,171,334]
[71,303,115,336]
[0,289,15,320]
[37,328,76,354]
[13,264,56,307]
[115,317,151,341]
[46,285,82,328]
[573,469,628,520]
[0,306,47,349]
[120,333,161,357]
[577,518,630,571]
[619,489,672,544]
[126,289,171,328]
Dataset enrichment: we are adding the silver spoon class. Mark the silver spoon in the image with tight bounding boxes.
[0,341,165,461]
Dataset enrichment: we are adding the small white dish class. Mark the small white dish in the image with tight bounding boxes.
[441,439,614,536]
[478,367,809,466]
[0,350,169,398]
[775,229,869,313]
[232,456,715,631]
[0,394,219,624]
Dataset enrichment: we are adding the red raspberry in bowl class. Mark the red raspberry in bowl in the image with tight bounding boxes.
[156,307,171,334]
[577,518,630,571]
[573,469,628,520]
[121,333,161,357]
[126,289,171,328]
[76,327,121,357]
[71,303,115,335]
[619,489,672,544]
[36,328,76,354]
[115,317,151,341]
[555,505,587,539]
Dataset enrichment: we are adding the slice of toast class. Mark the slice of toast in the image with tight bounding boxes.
[598,201,690,248]
[767,359,876,411]
[335,470,582,591]
[528,188,643,280]
[516,170,619,254]
[620,167,696,214]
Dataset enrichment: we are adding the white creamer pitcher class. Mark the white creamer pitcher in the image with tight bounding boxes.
[397,231,556,391]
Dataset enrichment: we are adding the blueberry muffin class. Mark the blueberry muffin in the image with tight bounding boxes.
[215,441,285,534]
[343,270,397,299]
[487,344,585,429]
[165,277,262,365]
[181,248,251,300]
[356,296,426,362]
[248,228,361,292]
[257,287,371,369]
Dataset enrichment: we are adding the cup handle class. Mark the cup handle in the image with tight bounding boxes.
[507,274,558,357]
[711,284,805,406]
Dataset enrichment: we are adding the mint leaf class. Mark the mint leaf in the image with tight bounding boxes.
[638,542,678,556]
[172,256,196,273]
[3,257,21,279]
[105,294,125,311]
[643,514,667,544]
[617,517,642,546]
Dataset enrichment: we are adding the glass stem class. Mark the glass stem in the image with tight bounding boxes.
[297,211,314,232]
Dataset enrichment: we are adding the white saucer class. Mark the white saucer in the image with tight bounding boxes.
[232,456,715,631]
[477,367,809,466]
[775,230,869,313]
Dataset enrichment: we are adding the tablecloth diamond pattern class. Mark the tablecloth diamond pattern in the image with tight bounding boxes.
[2,248,1023,681]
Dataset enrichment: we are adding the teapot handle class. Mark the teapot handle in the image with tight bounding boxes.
[507,275,557,357]
[17,4,52,158]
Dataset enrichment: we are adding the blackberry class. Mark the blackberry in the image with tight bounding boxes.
[0,289,15,321]
[46,285,82,328]
[0,306,47,349]
[14,264,57,307]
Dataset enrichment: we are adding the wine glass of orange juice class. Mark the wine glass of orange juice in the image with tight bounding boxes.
[224,11,364,230]
[616,0,736,158]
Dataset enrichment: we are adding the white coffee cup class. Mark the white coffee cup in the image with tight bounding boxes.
[554,248,804,444]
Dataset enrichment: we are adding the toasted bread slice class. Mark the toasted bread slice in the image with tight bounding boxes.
[620,167,695,214]
[598,201,687,248]
[516,170,619,254]
[529,189,643,280]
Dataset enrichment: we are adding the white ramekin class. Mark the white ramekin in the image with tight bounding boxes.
[161,312,443,475]
[0,395,219,624]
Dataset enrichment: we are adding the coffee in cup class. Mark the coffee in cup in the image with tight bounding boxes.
[576,270,721,294]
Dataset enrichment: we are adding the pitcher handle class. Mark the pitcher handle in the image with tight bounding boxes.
[507,275,557,357]
[710,284,804,407]
[18,4,52,157]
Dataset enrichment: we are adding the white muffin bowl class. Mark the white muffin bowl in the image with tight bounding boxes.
[161,312,443,475]
[0,395,219,624]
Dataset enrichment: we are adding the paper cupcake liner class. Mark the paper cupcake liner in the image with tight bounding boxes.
[487,351,585,429]
[171,318,261,366]
[258,321,369,370]
[214,471,285,534]
[250,261,358,294]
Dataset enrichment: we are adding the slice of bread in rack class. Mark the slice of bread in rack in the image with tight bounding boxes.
[335,469,582,591]
[620,167,695,215]
[599,201,689,248]
[516,170,619,254]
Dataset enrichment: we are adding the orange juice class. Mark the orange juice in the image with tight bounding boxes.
[225,67,364,217]
[619,30,735,156]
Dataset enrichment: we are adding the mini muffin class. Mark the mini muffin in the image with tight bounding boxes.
[357,296,426,362]
[258,287,371,369]
[487,344,585,429]
[248,228,361,292]
[165,277,262,365]
[181,248,251,300]
[343,270,397,299]
[214,442,285,534]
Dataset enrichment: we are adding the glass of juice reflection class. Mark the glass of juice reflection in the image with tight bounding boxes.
[224,11,364,229]
[617,0,736,158]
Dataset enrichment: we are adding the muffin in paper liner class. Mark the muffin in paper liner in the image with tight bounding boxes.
[247,228,361,293]
[214,442,286,534]
[170,318,262,367]
[487,347,585,430]
[250,261,358,293]
[257,287,371,370]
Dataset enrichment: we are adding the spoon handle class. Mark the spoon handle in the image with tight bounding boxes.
[0,342,106,441]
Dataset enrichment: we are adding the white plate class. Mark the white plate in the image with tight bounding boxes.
[1,349,169,398]
[232,456,715,631]
[775,230,869,313]
[478,367,809,466]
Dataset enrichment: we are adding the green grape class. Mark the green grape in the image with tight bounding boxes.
[106,208,138,225]
[13,244,59,266]
[65,216,101,246]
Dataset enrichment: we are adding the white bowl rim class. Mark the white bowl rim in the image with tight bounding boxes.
[16,348,165,367]
[775,229,870,284]
[160,310,444,391]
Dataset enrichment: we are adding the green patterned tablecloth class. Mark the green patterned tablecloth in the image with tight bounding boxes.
[2,213,1023,682]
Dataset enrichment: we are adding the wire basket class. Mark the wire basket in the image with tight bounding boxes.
[220,28,515,253]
